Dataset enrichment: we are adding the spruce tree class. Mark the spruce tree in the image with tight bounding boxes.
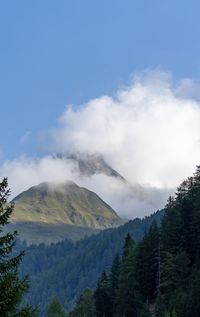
[135,221,159,302]
[0,178,37,317]
[94,271,112,317]
[47,297,65,317]
[185,269,200,317]
[190,167,200,264]
[115,234,138,317]
[161,196,182,255]
[108,253,121,316]
[68,289,95,317]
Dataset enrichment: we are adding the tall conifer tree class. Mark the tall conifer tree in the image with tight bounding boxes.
[68,289,95,317]
[94,271,112,317]
[0,178,36,316]
[135,221,159,303]
[47,297,65,317]
[108,253,121,316]
[115,234,138,317]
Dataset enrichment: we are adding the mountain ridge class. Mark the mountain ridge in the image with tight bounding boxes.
[12,181,122,228]
[54,153,126,181]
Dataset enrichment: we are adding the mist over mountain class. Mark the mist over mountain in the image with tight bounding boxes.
[3,71,200,219]
[10,180,124,243]
[12,180,122,229]
[0,151,172,220]
[52,152,172,218]
[54,152,126,181]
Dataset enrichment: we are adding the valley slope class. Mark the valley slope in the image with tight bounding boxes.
[19,209,163,315]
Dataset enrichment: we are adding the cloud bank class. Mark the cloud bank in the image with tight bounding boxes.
[1,70,200,218]
[49,70,200,188]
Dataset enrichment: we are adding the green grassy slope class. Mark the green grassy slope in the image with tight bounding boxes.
[12,181,123,229]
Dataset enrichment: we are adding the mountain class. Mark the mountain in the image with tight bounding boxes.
[12,181,122,228]
[10,181,124,243]
[54,152,171,218]
[55,153,126,181]
[19,210,163,316]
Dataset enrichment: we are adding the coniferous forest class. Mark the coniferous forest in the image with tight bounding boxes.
[69,166,200,317]
[2,166,200,316]
[19,211,163,315]
[0,178,37,317]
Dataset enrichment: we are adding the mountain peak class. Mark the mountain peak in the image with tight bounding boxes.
[11,181,123,229]
[54,152,126,181]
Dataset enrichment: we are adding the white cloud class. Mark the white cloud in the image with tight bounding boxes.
[0,156,79,199]
[48,70,200,188]
[0,155,170,218]
[1,70,200,219]
[78,174,171,219]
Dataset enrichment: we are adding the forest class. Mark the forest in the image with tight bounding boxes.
[68,166,200,317]
[19,209,163,315]
[1,166,200,316]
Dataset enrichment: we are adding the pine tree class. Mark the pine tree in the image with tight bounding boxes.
[189,167,200,264]
[68,289,95,317]
[94,271,112,317]
[115,234,138,317]
[135,221,159,302]
[108,253,121,316]
[47,297,65,317]
[185,269,200,317]
[0,178,37,317]
[161,196,182,255]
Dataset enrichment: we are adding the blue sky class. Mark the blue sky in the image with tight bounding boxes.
[1,0,200,161]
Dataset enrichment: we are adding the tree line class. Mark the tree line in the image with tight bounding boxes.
[67,165,200,317]
[19,210,162,315]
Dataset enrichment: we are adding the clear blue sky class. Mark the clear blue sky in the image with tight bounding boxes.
[1,0,200,161]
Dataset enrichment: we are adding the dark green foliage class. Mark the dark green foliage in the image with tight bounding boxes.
[160,251,190,302]
[183,269,200,317]
[135,221,159,302]
[108,254,121,316]
[156,166,200,316]
[94,272,112,317]
[18,210,162,315]
[0,178,37,317]
[115,234,139,317]
[140,304,152,317]
[47,297,65,317]
[71,165,200,317]
[161,196,182,255]
[68,289,95,317]
[155,295,166,317]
